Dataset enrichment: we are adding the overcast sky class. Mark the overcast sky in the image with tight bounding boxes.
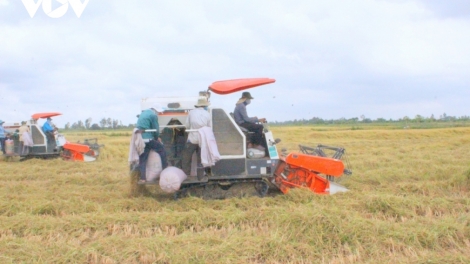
[1,0,469,127]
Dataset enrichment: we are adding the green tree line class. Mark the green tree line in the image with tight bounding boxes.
[63,118,134,130]
[62,113,470,130]
[271,113,470,126]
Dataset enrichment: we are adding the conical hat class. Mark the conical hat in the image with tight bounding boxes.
[195,97,210,107]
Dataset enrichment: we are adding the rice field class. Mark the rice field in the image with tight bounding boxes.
[1,126,469,263]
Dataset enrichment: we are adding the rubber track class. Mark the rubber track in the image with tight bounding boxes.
[175,178,270,200]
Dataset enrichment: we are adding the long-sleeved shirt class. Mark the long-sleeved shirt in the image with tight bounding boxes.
[19,125,30,142]
[136,109,159,140]
[0,125,5,138]
[234,102,258,125]
[42,121,54,132]
[186,108,211,144]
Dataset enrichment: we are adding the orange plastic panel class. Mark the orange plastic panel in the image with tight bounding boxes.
[69,150,85,161]
[273,160,330,194]
[285,153,345,177]
[63,143,90,153]
[273,160,290,194]
[209,78,275,95]
[31,112,62,120]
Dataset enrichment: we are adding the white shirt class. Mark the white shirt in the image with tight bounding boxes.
[186,108,211,144]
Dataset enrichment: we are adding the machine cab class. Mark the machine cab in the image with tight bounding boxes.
[141,86,280,179]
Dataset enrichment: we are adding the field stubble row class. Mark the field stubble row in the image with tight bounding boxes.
[0,127,469,263]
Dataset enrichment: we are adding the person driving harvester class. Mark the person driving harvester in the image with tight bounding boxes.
[42,117,56,149]
[233,91,267,151]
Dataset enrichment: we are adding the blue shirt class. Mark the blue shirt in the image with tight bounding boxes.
[136,109,159,140]
[0,125,5,138]
[42,121,54,133]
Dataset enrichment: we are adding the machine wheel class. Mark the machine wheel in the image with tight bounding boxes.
[255,181,269,197]
[203,183,219,200]
[218,182,232,190]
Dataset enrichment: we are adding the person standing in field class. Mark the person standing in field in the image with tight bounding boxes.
[233,92,267,150]
[18,121,30,155]
[181,97,211,177]
[136,105,168,184]
[0,120,6,154]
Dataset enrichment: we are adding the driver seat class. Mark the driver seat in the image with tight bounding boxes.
[229,112,254,143]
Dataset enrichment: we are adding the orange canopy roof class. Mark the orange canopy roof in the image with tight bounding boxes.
[31,112,62,120]
[209,78,275,95]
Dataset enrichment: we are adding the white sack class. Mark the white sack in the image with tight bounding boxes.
[146,150,162,182]
[5,140,14,155]
[159,166,187,193]
[247,148,265,159]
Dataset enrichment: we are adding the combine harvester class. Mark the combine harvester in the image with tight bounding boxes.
[3,113,100,162]
[135,78,351,198]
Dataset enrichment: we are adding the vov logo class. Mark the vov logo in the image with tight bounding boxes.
[22,0,90,18]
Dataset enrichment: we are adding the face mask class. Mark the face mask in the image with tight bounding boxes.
[203,107,208,111]
[245,99,251,105]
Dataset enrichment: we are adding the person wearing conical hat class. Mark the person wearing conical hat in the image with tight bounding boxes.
[233,92,267,150]
[181,97,212,178]
[18,121,30,155]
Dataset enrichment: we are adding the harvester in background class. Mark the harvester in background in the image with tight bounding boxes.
[3,113,101,162]
[133,78,351,198]
[76,138,104,157]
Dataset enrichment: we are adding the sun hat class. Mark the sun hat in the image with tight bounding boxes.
[236,91,254,104]
[195,97,210,107]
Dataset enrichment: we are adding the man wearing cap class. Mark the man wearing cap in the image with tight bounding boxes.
[233,92,267,149]
[181,97,211,177]
[42,117,54,133]
[136,105,168,184]
[42,117,56,148]
[0,120,6,154]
